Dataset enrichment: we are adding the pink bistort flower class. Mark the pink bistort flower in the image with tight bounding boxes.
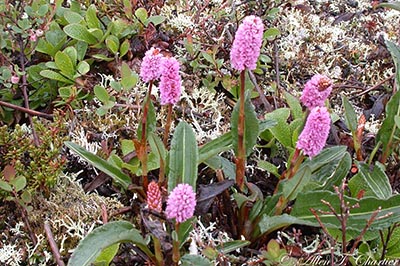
[159,57,181,105]
[140,47,164,83]
[147,181,162,212]
[230,15,264,71]
[300,74,333,109]
[165,183,196,223]
[296,106,331,158]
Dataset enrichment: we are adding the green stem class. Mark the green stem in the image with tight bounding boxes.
[236,70,246,191]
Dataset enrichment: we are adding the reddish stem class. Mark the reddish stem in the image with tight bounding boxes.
[163,104,173,148]
[236,70,246,191]
[141,81,153,192]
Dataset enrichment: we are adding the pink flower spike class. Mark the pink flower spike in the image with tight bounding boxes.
[230,15,264,71]
[140,47,164,83]
[165,183,196,223]
[159,57,181,105]
[300,74,333,109]
[147,181,162,212]
[296,106,331,158]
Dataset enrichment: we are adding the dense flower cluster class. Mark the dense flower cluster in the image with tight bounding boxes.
[230,15,264,71]
[140,47,164,83]
[299,74,332,109]
[165,183,196,223]
[296,106,331,158]
[159,57,182,105]
[146,181,162,212]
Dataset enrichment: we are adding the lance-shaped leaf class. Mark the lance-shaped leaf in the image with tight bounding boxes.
[231,93,259,157]
[376,90,400,161]
[198,132,232,164]
[291,191,400,231]
[68,221,153,266]
[65,141,131,189]
[168,121,198,192]
[349,162,392,199]
[64,23,98,44]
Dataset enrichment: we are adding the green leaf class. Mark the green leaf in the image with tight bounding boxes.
[55,51,75,79]
[40,70,73,83]
[92,54,114,62]
[260,214,316,235]
[349,162,392,199]
[264,27,280,41]
[385,39,400,89]
[264,108,292,147]
[86,5,101,29]
[64,10,84,24]
[204,155,236,180]
[216,240,250,254]
[376,90,400,159]
[178,217,196,248]
[146,15,166,26]
[119,39,130,58]
[10,176,26,192]
[168,121,199,192]
[379,2,400,13]
[77,61,90,75]
[310,151,351,191]
[395,115,400,129]
[76,41,88,61]
[94,85,110,103]
[21,190,32,204]
[282,166,311,201]
[291,191,400,232]
[283,91,303,120]
[0,180,12,192]
[93,243,119,266]
[64,46,78,65]
[105,35,120,55]
[342,96,358,133]
[135,7,148,23]
[198,132,232,164]
[231,93,259,157]
[201,51,214,65]
[121,139,134,156]
[64,23,98,45]
[65,141,131,189]
[258,160,279,177]
[121,62,138,90]
[181,254,212,266]
[68,221,153,266]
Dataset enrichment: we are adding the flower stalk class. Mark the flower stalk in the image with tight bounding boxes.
[236,70,246,191]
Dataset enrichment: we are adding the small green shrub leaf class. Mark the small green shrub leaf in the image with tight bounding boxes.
[135,7,148,23]
[11,176,26,192]
[40,70,73,83]
[0,180,12,192]
[168,121,198,192]
[181,254,212,266]
[119,39,130,58]
[64,23,98,44]
[146,15,166,26]
[55,51,75,78]
[105,35,120,55]
[94,85,109,103]
[77,61,90,75]
[86,5,101,29]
